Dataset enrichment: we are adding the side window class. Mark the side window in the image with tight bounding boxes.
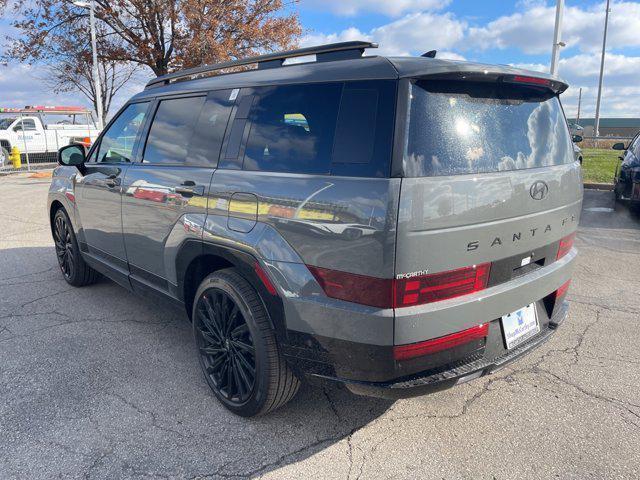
[15,119,36,131]
[143,96,206,165]
[331,80,396,178]
[243,83,342,174]
[97,103,149,163]
[186,90,234,167]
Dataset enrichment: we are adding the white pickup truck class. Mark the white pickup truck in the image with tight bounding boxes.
[0,107,100,168]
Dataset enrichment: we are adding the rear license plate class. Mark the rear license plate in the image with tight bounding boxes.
[501,303,540,350]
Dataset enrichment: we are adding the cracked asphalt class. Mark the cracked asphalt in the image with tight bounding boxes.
[1,174,639,479]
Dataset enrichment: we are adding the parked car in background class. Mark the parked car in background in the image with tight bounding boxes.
[613,133,640,207]
[0,106,99,168]
[48,41,581,417]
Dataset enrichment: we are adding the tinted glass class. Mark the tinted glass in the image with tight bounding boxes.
[143,96,205,165]
[243,83,342,174]
[331,80,396,178]
[186,91,234,167]
[97,103,148,163]
[404,81,574,177]
[16,119,36,131]
[0,118,16,129]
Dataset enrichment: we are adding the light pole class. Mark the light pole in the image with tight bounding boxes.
[73,0,103,130]
[594,0,611,139]
[550,0,565,76]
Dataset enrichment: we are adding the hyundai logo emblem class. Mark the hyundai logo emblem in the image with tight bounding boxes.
[530,181,549,200]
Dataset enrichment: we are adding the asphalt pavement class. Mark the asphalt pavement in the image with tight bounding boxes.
[1,175,639,479]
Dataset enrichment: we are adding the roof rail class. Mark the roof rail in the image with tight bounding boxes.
[145,41,378,89]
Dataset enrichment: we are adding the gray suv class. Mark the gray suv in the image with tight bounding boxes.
[49,42,582,416]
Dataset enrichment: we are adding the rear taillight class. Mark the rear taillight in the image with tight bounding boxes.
[393,323,489,361]
[394,263,491,307]
[555,279,571,300]
[307,265,393,309]
[307,262,491,309]
[556,233,575,260]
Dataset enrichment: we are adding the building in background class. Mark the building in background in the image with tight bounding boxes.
[569,118,640,138]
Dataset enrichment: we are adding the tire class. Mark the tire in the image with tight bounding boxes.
[192,268,299,417]
[52,208,99,287]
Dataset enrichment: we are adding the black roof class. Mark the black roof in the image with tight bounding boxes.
[132,41,568,101]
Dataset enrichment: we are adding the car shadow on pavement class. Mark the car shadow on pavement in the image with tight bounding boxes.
[581,189,640,231]
[0,246,394,479]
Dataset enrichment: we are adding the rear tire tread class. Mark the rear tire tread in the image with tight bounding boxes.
[199,269,299,416]
[53,207,99,287]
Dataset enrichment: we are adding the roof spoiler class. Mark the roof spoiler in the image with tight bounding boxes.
[146,41,378,89]
[412,70,569,95]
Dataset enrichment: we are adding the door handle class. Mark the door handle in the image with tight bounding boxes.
[105,174,121,188]
[175,182,205,197]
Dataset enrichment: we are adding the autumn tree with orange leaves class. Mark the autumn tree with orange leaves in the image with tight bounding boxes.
[3,0,301,119]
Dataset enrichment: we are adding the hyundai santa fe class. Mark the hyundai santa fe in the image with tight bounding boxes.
[49,41,582,417]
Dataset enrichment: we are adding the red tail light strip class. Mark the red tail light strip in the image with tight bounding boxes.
[394,263,491,307]
[511,75,552,86]
[556,233,575,260]
[307,263,491,309]
[393,323,489,361]
[306,265,392,308]
[254,262,278,296]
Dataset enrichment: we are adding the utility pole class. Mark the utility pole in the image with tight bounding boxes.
[594,0,611,139]
[73,0,103,130]
[576,87,582,124]
[550,0,565,76]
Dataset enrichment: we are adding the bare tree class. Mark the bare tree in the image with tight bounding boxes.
[44,56,139,125]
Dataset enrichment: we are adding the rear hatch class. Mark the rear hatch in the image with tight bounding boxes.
[395,75,582,303]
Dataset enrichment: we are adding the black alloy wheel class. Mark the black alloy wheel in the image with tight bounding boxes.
[192,269,300,416]
[53,211,75,280]
[195,289,256,404]
[51,208,98,287]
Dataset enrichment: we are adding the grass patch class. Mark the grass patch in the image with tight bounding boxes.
[581,148,621,184]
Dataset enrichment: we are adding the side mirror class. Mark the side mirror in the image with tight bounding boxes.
[13,125,22,132]
[58,144,86,167]
[612,142,626,151]
[572,134,583,143]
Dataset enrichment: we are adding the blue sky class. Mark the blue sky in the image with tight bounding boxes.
[1,0,640,119]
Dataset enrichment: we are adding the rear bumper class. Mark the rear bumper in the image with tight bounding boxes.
[303,300,568,400]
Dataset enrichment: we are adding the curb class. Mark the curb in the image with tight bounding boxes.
[584,183,614,191]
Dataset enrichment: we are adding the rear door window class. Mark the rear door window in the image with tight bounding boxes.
[143,96,206,165]
[404,80,574,177]
[243,83,342,175]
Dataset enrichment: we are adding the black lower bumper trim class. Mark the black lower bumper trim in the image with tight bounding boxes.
[310,301,569,400]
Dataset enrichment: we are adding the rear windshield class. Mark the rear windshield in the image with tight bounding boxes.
[404,80,574,177]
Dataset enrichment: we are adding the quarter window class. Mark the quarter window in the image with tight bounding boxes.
[143,96,206,165]
[97,102,149,163]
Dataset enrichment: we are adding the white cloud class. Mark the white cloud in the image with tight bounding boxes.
[465,1,640,54]
[512,53,640,118]
[303,0,450,17]
[302,12,466,57]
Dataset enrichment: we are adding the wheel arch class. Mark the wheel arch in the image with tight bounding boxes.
[176,240,287,339]
[49,200,66,235]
